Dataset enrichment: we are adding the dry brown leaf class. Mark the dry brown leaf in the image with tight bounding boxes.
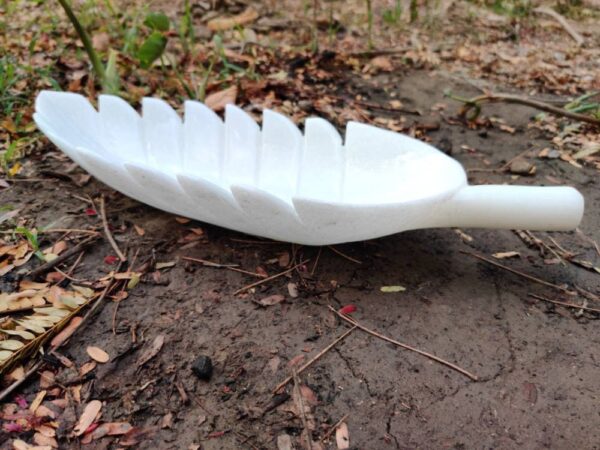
[207,7,259,31]
[136,334,165,368]
[90,422,133,439]
[287,354,305,368]
[33,432,58,448]
[161,412,173,429]
[39,371,55,389]
[92,32,110,52]
[287,283,298,298]
[300,385,319,406]
[86,346,110,363]
[50,316,82,348]
[120,426,158,446]
[133,224,145,236]
[369,56,393,71]
[492,251,520,259]
[205,86,238,111]
[79,361,97,376]
[276,434,293,450]
[7,365,25,381]
[336,422,350,449]
[29,390,46,413]
[73,400,102,436]
[257,294,285,306]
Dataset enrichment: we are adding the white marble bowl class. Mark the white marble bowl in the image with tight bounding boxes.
[33,91,584,245]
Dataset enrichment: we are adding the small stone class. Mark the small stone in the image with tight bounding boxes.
[509,158,536,175]
[191,355,213,381]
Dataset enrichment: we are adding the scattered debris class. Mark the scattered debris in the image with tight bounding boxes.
[86,346,109,363]
[191,355,213,381]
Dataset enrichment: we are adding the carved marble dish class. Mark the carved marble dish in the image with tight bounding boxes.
[34,91,584,245]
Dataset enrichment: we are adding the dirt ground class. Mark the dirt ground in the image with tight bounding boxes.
[2,69,599,449]
[1,0,600,449]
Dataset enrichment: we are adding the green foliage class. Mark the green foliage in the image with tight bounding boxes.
[383,0,403,25]
[365,0,373,49]
[14,227,44,260]
[468,0,533,17]
[137,31,168,69]
[143,12,170,32]
[137,13,170,69]
[1,141,18,174]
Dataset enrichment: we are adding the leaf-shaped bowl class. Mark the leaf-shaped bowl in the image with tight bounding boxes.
[34,91,584,245]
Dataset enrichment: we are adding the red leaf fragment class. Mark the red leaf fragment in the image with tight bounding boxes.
[339,305,357,315]
[14,396,28,409]
[207,430,226,439]
[84,422,99,435]
[85,208,97,216]
[104,255,118,265]
[3,422,24,433]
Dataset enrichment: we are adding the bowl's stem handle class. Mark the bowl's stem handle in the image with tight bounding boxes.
[440,185,584,231]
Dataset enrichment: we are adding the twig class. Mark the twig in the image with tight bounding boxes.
[350,98,421,116]
[349,46,411,57]
[534,6,584,47]
[328,246,362,264]
[320,414,349,443]
[182,256,263,278]
[100,195,126,262]
[529,293,600,314]
[462,251,577,296]
[328,306,478,381]
[449,92,600,126]
[234,260,309,295]
[79,262,124,328]
[40,228,100,235]
[310,247,322,276]
[28,234,99,279]
[272,326,357,393]
[292,368,313,450]
[0,361,43,402]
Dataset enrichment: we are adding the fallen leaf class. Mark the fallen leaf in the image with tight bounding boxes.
[29,390,46,413]
[287,282,298,298]
[257,294,285,306]
[39,371,55,389]
[336,422,350,449]
[136,334,165,367]
[33,432,58,448]
[86,346,110,363]
[300,385,319,406]
[207,7,258,31]
[205,86,238,111]
[50,316,82,348]
[369,55,393,71]
[161,412,173,429]
[104,255,118,265]
[287,354,305,368]
[493,251,520,259]
[92,32,110,52]
[120,426,158,446]
[338,305,357,314]
[277,434,293,450]
[380,286,406,293]
[133,224,145,236]
[79,361,97,376]
[73,400,102,436]
[90,422,133,439]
